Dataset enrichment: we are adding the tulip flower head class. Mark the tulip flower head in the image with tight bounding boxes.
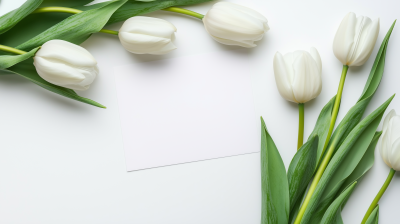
[333,12,380,66]
[33,40,98,91]
[118,16,177,55]
[273,47,322,104]
[378,110,400,171]
[203,2,269,48]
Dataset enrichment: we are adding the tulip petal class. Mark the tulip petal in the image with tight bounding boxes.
[203,2,268,47]
[349,18,380,66]
[389,137,400,171]
[273,52,296,102]
[333,12,357,65]
[291,51,322,103]
[118,16,177,55]
[309,47,322,74]
[36,39,97,68]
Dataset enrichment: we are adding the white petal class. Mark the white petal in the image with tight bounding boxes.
[291,51,321,103]
[309,47,322,74]
[378,135,391,168]
[203,2,268,47]
[349,17,380,66]
[273,52,296,102]
[119,16,177,55]
[333,12,357,65]
[36,39,97,68]
[389,137,400,171]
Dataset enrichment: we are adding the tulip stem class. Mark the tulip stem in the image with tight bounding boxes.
[0,45,27,55]
[162,7,205,20]
[294,65,349,224]
[298,103,304,150]
[31,7,119,35]
[361,168,396,224]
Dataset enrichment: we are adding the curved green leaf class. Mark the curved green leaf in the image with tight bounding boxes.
[287,135,318,211]
[40,0,94,7]
[325,20,396,157]
[16,0,128,51]
[261,117,289,224]
[365,205,379,224]
[338,131,382,197]
[307,131,382,224]
[0,47,39,69]
[308,95,336,163]
[320,181,357,224]
[0,0,43,35]
[300,95,394,224]
[0,0,212,48]
[3,59,105,108]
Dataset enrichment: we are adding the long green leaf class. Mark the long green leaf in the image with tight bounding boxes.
[300,95,394,224]
[325,20,396,156]
[308,132,381,223]
[261,117,289,224]
[0,0,43,35]
[40,0,94,7]
[287,135,318,211]
[365,205,379,224]
[320,181,357,224]
[300,21,396,224]
[104,0,213,25]
[3,59,105,108]
[0,0,212,48]
[308,96,336,163]
[15,0,127,51]
[0,47,39,69]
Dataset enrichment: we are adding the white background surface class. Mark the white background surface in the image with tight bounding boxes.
[1,0,400,223]
[114,52,259,171]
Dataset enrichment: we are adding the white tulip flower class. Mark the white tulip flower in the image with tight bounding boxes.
[118,16,177,55]
[273,47,322,104]
[203,2,269,48]
[378,109,400,171]
[333,12,380,66]
[33,40,98,91]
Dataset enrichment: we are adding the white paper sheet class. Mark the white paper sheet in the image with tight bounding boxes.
[114,51,259,171]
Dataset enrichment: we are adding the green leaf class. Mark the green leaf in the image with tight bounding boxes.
[261,117,289,224]
[287,135,318,211]
[3,59,105,108]
[308,95,336,163]
[40,0,94,7]
[320,181,357,224]
[104,0,213,25]
[338,131,382,198]
[299,21,396,224]
[300,95,394,224]
[0,0,212,48]
[326,20,396,156]
[0,47,39,69]
[307,132,382,224]
[365,205,379,224]
[0,0,43,35]
[15,0,128,51]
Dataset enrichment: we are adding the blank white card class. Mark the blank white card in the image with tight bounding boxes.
[114,51,259,171]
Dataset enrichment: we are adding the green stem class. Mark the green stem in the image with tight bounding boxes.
[298,103,304,150]
[31,7,119,35]
[294,65,349,224]
[0,45,27,55]
[162,7,204,19]
[361,168,396,224]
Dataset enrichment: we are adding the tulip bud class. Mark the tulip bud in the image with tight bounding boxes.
[333,12,380,66]
[33,40,98,91]
[273,47,322,103]
[118,16,177,55]
[378,110,400,171]
[203,2,269,48]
